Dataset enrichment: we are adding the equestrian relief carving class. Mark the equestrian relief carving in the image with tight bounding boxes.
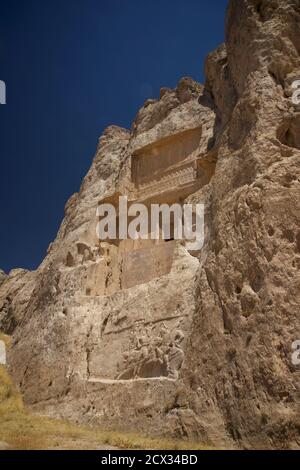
[116,320,185,381]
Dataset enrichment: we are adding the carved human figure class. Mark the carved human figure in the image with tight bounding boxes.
[167,329,185,380]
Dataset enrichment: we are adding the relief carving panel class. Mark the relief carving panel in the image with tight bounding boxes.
[88,316,188,382]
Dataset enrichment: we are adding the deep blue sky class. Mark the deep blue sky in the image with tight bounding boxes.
[0,0,227,273]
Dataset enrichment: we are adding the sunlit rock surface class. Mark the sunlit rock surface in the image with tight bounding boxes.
[1,0,300,450]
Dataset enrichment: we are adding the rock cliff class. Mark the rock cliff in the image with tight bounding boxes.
[0,0,300,449]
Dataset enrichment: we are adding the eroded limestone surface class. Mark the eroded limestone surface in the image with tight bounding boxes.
[1,0,300,450]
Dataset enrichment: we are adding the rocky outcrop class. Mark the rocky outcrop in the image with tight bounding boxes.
[0,0,300,450]
[0,270,6,286]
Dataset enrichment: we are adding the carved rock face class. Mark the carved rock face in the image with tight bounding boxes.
[1,0,300,450]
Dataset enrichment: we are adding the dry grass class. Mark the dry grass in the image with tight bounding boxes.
[0,333,23,417]
[0,410,214,450]
[0,333,212,450]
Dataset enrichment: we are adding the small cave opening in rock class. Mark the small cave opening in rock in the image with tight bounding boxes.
[277,115,300,150]
[267,226,275,237]
[268,67,284,88]
[255,0,264,20]
[254,0,277,23]
[65,252,75,267]
[235,285,242,295]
